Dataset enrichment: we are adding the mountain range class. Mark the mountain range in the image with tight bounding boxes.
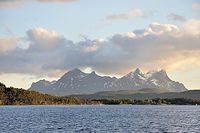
[29,68,187,96]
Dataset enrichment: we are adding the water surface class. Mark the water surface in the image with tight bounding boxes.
[0,105,199,132]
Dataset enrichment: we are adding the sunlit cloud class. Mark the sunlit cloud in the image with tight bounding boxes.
[0,37,17,53]
[192,3,200,10]
[0,19,200,78]
[183,18,200,35]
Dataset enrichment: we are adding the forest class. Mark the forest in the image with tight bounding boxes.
[93,98,200,105]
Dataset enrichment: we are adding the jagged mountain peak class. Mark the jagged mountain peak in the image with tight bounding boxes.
[67,68,85,75]
[69,68,83,74]
[134,68,142,74]
[159,69,167,73]
[30,68,187,95]
[146,69,169,80]
[29,79,53,92]
[58,68,87,82]
[157,69,168,76]
[133,68,144,77]
[90,71,97,75]
[32,79,52,85]
[124,68,145,80]
[37,79,49,82]
[86,71,100,78]
[158,69,168,77]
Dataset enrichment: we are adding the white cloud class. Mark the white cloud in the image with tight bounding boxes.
[144,22,180,36]
[106,9,149,21]
[183,18,200,35]
[0,19,200,77]
[192,3,200,10]
[125,32,136,38]
[0,0,78,8]
[26,28,61,51]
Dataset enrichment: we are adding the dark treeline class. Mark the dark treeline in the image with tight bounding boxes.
[92,98,200,105]
[0,83,98,105]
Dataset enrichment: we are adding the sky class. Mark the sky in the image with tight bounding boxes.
[0,0,200,89]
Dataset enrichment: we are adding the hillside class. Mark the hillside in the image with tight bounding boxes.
[70,88,200,100]
[0,83,97,105]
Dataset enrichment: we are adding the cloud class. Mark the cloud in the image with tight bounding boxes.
[106,9,150,21]
[183,18,200,35]
[0,37,17,53]
[38,0,78,3]
[0,19,200,77]
[26,27,61,51]
[167,13,186,22]
[0,0,27,8]
[0,0,78,8]
[192,3,200,10]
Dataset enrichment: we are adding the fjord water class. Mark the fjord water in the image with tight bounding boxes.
[0,105,199,132]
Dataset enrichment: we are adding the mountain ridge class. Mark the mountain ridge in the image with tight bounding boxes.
[29,68,187,96]
[70,89,200,100]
